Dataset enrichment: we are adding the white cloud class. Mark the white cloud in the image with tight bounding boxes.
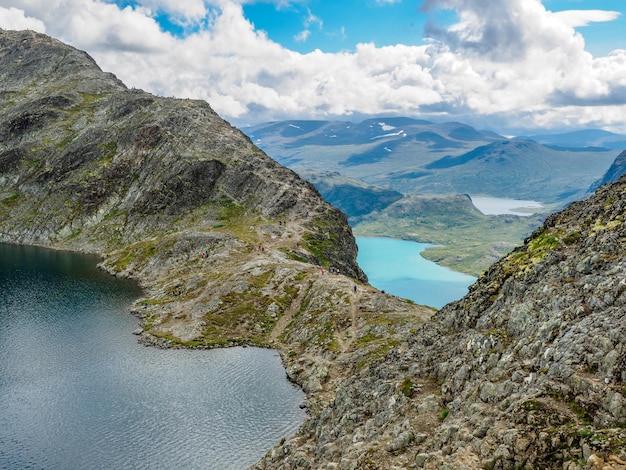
[304,8,322,29]
[131,0,208,21]
[294,29,310,42]
[553,9,620,28]
[0,6,46,32]
[68,3,173,53]
[293,8,322,43]
[1,0,626,133]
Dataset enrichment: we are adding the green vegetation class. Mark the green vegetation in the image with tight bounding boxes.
[355,338,400,369]
[528,229,561,256]
[302,211,345,266]
[108,239,161,272]
[217,198,245,221]
[358,332,379,343]
[400,378,413,397]
[1,193,19,204]
[65,228,82,240]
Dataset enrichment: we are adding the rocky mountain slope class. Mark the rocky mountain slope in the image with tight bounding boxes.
[0,28,380,346]
[254,169,626,470]
[2,29,625,470]
[0,29,359,276]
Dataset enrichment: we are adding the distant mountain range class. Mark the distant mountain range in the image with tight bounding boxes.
[245,118,626,274]
[519,129,626,150]
[245,119,625,205]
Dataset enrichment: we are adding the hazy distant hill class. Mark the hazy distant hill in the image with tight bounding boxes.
[521,129,626,150]
[245,118,505,184]
[589,149,626,193]
[298,170,403,219]
[415,139,616,203]
[245,119,620,205]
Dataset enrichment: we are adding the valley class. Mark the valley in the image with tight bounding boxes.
[245,119,626,275]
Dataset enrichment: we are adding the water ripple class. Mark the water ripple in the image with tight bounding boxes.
[0,244,305,470]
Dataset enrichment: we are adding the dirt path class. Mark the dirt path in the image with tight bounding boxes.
[269,281,308,344]
[335,283,360,353]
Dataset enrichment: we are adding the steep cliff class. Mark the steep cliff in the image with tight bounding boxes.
[589,150,626,193]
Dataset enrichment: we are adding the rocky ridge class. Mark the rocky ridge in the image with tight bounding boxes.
[0,28,390,347]
[254,176,626,469]
[1,29,625,470]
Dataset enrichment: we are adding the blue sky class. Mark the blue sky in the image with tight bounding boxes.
[544,0,626,55]
[1,0,626,133]
[242,1,434,53]
[99,0,625,56]
[241,0,625,56]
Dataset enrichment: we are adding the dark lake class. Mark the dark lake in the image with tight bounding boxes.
[0,243,305,470]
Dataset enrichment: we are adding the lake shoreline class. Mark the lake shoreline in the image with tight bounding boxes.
[0,241,307,469]
[356,236,476,309]
[0,237,438,469]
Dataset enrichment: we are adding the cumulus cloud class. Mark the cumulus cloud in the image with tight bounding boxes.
[0,6,46,32]
[1,0,626,133]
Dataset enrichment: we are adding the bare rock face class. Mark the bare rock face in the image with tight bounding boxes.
[589,150,626,193]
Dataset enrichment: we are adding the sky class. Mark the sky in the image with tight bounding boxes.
[1,0,626,134]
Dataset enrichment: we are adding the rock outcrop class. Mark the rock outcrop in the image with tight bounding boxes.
[1,28,625,470]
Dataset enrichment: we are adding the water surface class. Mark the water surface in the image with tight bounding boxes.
[0,243,305,470]
[470,196,544,216]
[356,237,476,309]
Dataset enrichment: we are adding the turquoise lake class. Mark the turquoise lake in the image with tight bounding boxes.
[0,243,305,470]
[356,237,476,309]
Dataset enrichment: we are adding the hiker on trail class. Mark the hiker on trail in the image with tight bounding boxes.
[353,284,357,293]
